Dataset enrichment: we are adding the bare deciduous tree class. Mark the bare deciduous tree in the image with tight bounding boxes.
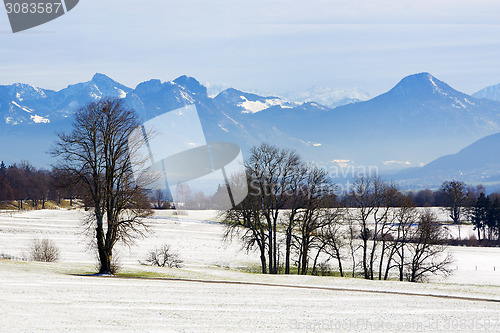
[441,180,467,239]
[383,199,419,281]
[293,166,333,275]
[223,175,269,274]
[405,211,453,282]
[316,209,346,276]
[349,176,399,280]
[245,143,302,274]
[52,98,153,274]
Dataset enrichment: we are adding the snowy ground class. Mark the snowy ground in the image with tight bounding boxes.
[1,209,500,332]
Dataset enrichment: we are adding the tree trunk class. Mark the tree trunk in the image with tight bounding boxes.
[268,228,274,274]
[334,246,344,277]
[384,245,397,281]
[285,230,292,274]
[260,248,267,274]
[273,220,277,274]
[378,240,386,280]
[95,214,111,274]
[311,244,324,276]
[399,247,405,281]
[297,251,301,275]
[300,236,309,275]
[362,237,369,279]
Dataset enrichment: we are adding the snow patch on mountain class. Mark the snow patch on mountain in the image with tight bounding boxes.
[116,88,127,98]
[220,111,243,128]
[238,96,293,113]
[428,75,445,95]
[178,90,195,103]
[11,101,33,113]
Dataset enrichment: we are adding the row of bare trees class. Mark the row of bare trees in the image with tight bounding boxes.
[346,178,453,282]
[223,144,336,274]
[223,143,453,282]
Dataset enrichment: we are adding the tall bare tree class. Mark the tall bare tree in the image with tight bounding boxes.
[441,180,467,239]
[349,176,388,279]
[282,165,308,274]
[223,183,268,273]
[246,143,302,274]
[293,166,332,275]
[405,211,453,282]
[384,199,419,281]
[316,208,346,276]
[52,98,153,274]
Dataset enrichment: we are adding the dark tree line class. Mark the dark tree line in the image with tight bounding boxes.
[0,161,81,209]
[470,192,500,242]
[405,181,500,243]
[404,183,489,208]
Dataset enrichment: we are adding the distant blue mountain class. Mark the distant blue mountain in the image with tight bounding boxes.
[0,74,307,167]
[1,72,500,190]
[0,74,135,166]
[472,82,500,102]
[306,73,500,169]
[395,132,500,189]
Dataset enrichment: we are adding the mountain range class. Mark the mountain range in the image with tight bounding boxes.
[1,72,500,189]
[396,132,500,189]
[279,87,370,108]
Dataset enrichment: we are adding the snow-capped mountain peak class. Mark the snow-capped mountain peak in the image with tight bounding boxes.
[280,86,370,108]
[381,72,477,110]
[8,83,51,101]
[213,88,296,114]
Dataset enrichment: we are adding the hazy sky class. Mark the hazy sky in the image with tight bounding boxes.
[1,0,500,97]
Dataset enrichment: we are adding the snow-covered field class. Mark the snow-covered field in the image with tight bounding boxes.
[1,209,500,332]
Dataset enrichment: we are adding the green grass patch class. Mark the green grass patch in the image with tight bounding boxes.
[235,264,263,274]
[234,263,347,277]
[116,269,177,279]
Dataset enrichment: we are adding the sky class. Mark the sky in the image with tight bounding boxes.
[1,0,500,97]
